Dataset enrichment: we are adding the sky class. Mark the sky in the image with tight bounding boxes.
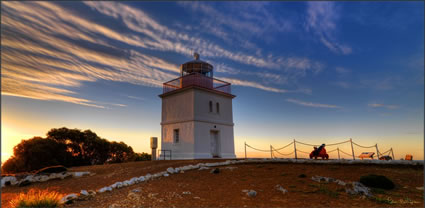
[1,1,424,162]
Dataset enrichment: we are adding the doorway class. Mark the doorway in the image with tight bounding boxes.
[210,130,220,158]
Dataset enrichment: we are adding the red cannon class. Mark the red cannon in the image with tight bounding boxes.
[310,144,329,160]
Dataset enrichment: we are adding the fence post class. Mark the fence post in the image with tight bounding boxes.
[375,144,380,160]
[244,142,247,159]
[391,148,395,160]
[293,139,297,160]
[350,138,355,160]
[270,145,273,159]
[337,147,340,160]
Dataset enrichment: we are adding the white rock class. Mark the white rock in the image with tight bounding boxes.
[130,177,138,184]
[164,173,170,177]
[182,191,191,195]
[138,176,145,182]
[39,175,50,182]
[1,176,17,187]
[116,182,123,188]
[80,190,89,196]
[174,168,180,173]
[60,193,78,204]
[275,185,288,194]
[167,167,175,174]
[145,174,152,180]
[98,186,112,193]
[123,180,131,186]
[181,165,191,171]
[32,175,41,182]
[335,180,346,186]
[247,190,257,197]
[198,167,210,170]
[73,172,90,178]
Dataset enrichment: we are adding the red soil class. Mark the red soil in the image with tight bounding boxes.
[1,160,423,207]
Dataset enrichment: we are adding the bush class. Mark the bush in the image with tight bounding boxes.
[134,152,151,161]
[9,189,64,208]
[360,174,395,190]
[2,127,148,174]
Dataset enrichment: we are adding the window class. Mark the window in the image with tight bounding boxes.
[216,102,220,114]
[209,101,213,112]
[174,129,179,143]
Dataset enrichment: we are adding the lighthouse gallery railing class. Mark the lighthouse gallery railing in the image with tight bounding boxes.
[163,73,231,94]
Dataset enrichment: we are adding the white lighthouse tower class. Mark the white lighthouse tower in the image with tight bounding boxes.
[159,53,236,159]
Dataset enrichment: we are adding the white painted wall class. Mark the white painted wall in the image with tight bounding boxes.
[160,87,235,159]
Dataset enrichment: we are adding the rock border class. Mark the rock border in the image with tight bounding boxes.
[1,171,91,188]
[55,158,423,204]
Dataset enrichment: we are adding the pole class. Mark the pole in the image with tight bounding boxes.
[337,147,340,160]
[391,148,395,160]
[270,145,273,159]
[293,139,297,160]
[375,144,380,160]
[350,138,355,160]
[244,142,247,159]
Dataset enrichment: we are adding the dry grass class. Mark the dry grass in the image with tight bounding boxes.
[9,189,64,208]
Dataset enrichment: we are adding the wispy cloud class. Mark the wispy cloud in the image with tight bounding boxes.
[2,1,323,108]
[286,98,342,108]
[305,2,352,55]
[218,77,288,93]
[126,96,145,101]
[368,103,399,110]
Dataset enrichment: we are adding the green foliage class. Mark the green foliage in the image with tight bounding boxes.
[372,196,395,204]
[360,174,395,190]
[2,127,151,173]
[9,189,63,208]
[134,152,151,161]
[2,137,71,173]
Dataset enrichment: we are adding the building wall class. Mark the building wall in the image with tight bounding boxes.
[161,90,194,123]
[160,87,235,159]
[193,88,233,124]
[160,121,195,159]
[193,121,236,159]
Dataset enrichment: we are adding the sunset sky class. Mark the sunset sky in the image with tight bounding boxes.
[1,1,424,162]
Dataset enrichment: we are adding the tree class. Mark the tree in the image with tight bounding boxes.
[134,152,151,161]
[2,127,150,174]
[1,137,71,173]
[108,141,135,163]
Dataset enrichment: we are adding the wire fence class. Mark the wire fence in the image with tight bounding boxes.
[244,138,394,161]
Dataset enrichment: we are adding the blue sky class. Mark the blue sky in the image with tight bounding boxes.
[1,1,424,161]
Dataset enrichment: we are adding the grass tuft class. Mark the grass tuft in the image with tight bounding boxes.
[373,196,395,204]
[9,189,64,208]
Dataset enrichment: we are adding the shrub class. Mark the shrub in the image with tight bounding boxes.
[360,174,395,190]
[9,189,64,208]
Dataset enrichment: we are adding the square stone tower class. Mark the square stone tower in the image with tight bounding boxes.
[159,53,236,159]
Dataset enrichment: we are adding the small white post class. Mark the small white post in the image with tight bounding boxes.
[375,144,380,160]
[244,142,247,159]
[270,145,273,159]
[150,137,158,161]
[350,138,355,160]
[293,139,297,160]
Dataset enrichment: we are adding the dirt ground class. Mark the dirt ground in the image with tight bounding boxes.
[1,160,423,208]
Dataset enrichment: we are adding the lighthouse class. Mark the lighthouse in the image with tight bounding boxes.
[159,53,236,159]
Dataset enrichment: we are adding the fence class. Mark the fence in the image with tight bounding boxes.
[244,138,395,160]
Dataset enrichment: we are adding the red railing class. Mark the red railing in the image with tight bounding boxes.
[163,73,231,95]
